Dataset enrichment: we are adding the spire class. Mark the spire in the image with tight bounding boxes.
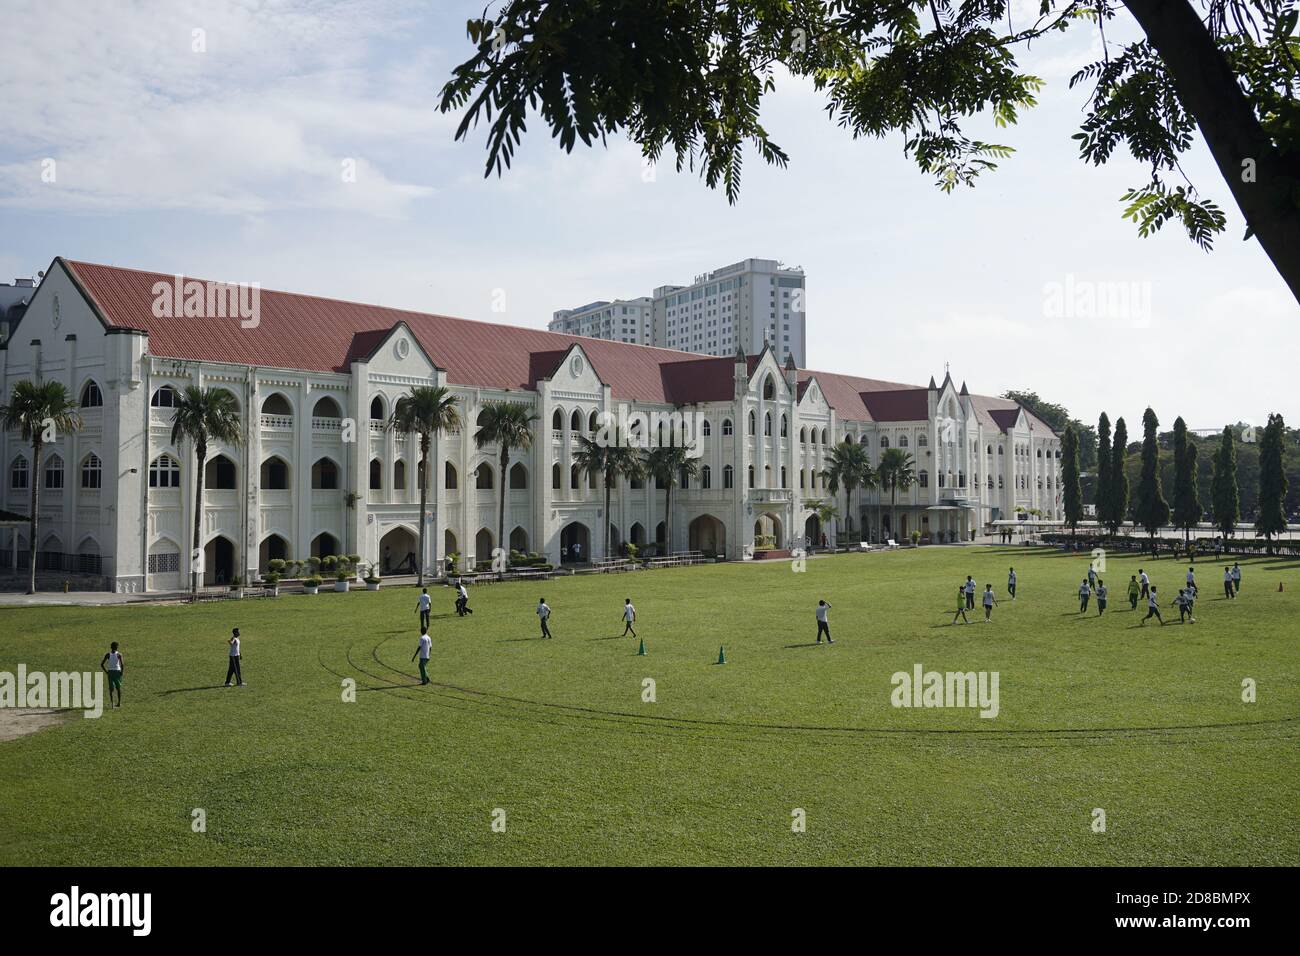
[734,345,747,361]
[928,375,937,390]
[784,351,797,371]
[959,380,969,396]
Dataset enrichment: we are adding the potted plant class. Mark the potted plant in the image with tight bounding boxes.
[365,569,381,591]
[334,569,350,593]
[910,530,921,548]
[304,575,322,595]
[262,572,281,596]
[348,553,363,582]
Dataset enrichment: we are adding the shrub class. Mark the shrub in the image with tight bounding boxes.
[307,556,322,570]
[322,555,338,570]
[305,575,323,588]
[263,572,281,585]
[268,559,286,574]
[229,575,242,588]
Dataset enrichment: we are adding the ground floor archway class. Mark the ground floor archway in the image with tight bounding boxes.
[688,514,727,557]
[204,535,236,586]
[509,525,529,553]
[312,532,339,559]
[380,526,418,575]
[803,514,821,549]
[753,512,783,550]
[560,522,590,564]
[474,528,495,566]
[259,533,288,572]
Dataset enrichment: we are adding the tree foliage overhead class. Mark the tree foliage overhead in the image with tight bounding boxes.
[440,1,1300,302]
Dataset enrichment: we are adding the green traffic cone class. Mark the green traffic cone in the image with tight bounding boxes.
[716,645,727,665]
[637,637,646,656]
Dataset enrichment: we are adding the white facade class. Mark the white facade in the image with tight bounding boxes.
[1,261,1059,593]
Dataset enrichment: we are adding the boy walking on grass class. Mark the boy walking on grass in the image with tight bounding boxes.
[1078,579,1092,613]
[100,641,124,708]
[964,576,976,610]
[952,588,970,625]
[815,600,834,643]
[622,598,637,638]
[411,626,432,684]
[417,588,432,629]
[224,628,244,686]
[1007,567,1017,600]
[1095,579,1108,615]
[1223,566,1235,599]
[1232,563,1242,594]
[1127,575,1141,610]
[537,597,553,639]
[1139,568,1150,600]
[982,585,998,622]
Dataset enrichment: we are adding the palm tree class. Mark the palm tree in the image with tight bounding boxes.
[878,447,917,541]
[572,431,643,559]
[474,401,538,572]
[810,499,838,551]
[643,444,700,556]
[822,439,874,545]
[387,385,461,585]
[1,381,81,594]
[169,386,243,598]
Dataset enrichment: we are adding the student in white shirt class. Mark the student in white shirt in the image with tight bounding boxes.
[416,588,432,629]
[1095,579,1108,615]
[981,585,998,622]
[964,577,976,610]
[410,626,433,684]
[456,580,473,616]
[1141,588,1164,626]
[621,598,637,638]
[224,628,244,686]
[537,597,553,639]
[1138,568,1150,599]
[1223,566,1235,599]
[1007,567,1017,600]
[815,600,834,644]
[1231,563,1242,593]
[100,641,124,708]
[1078,579,1092,613]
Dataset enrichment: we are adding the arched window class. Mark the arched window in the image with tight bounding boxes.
[312,458,339,490]
[764,413,773,436]
[570,465,581,490]
[723,465,734,489]
[44,454,64,490]
[998,476,1004,489]
[880,435,890,449]
[589,410,600,432]
[10,455,29,490]
[762,375,775,400]
[749,411,756,435]
[1036,448,1043,458]
[701,465,712,489]
[149,455,181,488]
[702,419,712,437]
[899,435,909,448]
[780,466,787,488]
[476,463,494,489]
[780,415,788,437]
[998,446,1004,455]
[261,393,292,416]
[204,455,237,490]
[261,456,289,489]
[958,471,966,488]
[370,396,385,420]
[394,460,406,489]
[987,475,994,489]
[369,458,382,490]
[552,462,562,489]
[80,453,102,489]
[552,408,564,432]
[80,381,103,408]
[747,465,755,488]
[917,435,928,447]
[918,470,929,488]
[445,461,458,489]
[859,434,869,446]
[938,471,946,488]
[510,463,527,489]
[820,428,828,444]
[679,468,690,490]
[150,385,178,408]
[570,409,583,433]
[800,427,807,443]
[722,418,734,436]
[312,396,342,419]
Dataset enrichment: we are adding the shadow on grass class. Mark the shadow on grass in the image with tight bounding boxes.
[499,636,546,642]
[157,685,231,695]
[783,642,822,648]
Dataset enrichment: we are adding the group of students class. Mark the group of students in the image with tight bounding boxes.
[1075,561,1244,626]
[952,573,1005,624]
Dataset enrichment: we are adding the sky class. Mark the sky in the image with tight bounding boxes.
[1,0,1294,432]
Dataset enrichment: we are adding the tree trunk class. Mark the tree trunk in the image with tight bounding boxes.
[664,484,673,555]
[1123,0,1300,304]
[498,445,509,576]
[27,439,40,595]
[191,442,207,598]
[604,468,614,559]
[417,434,429,586]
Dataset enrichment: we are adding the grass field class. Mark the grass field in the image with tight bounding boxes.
[1,545,1297,866]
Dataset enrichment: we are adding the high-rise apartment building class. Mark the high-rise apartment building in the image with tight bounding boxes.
[549,297,653,345]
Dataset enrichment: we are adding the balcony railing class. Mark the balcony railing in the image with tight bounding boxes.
[312,417,343,431]
[260,414,293,429]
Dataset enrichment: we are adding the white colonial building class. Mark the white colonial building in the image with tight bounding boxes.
[0,258,1061,593]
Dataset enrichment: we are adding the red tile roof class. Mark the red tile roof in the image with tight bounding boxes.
[58,258,1055,433]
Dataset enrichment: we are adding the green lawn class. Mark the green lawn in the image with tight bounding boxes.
[1,545,1297,866]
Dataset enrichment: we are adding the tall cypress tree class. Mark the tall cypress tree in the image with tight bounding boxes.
[1211,426,1240,540]
[1256,413,1289,554]
[1134,407,1169,545]
[1106,416,1130,534]
[1095,413,1112,527]
[1171,417,1202,544]
[1062,424,1083,536]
